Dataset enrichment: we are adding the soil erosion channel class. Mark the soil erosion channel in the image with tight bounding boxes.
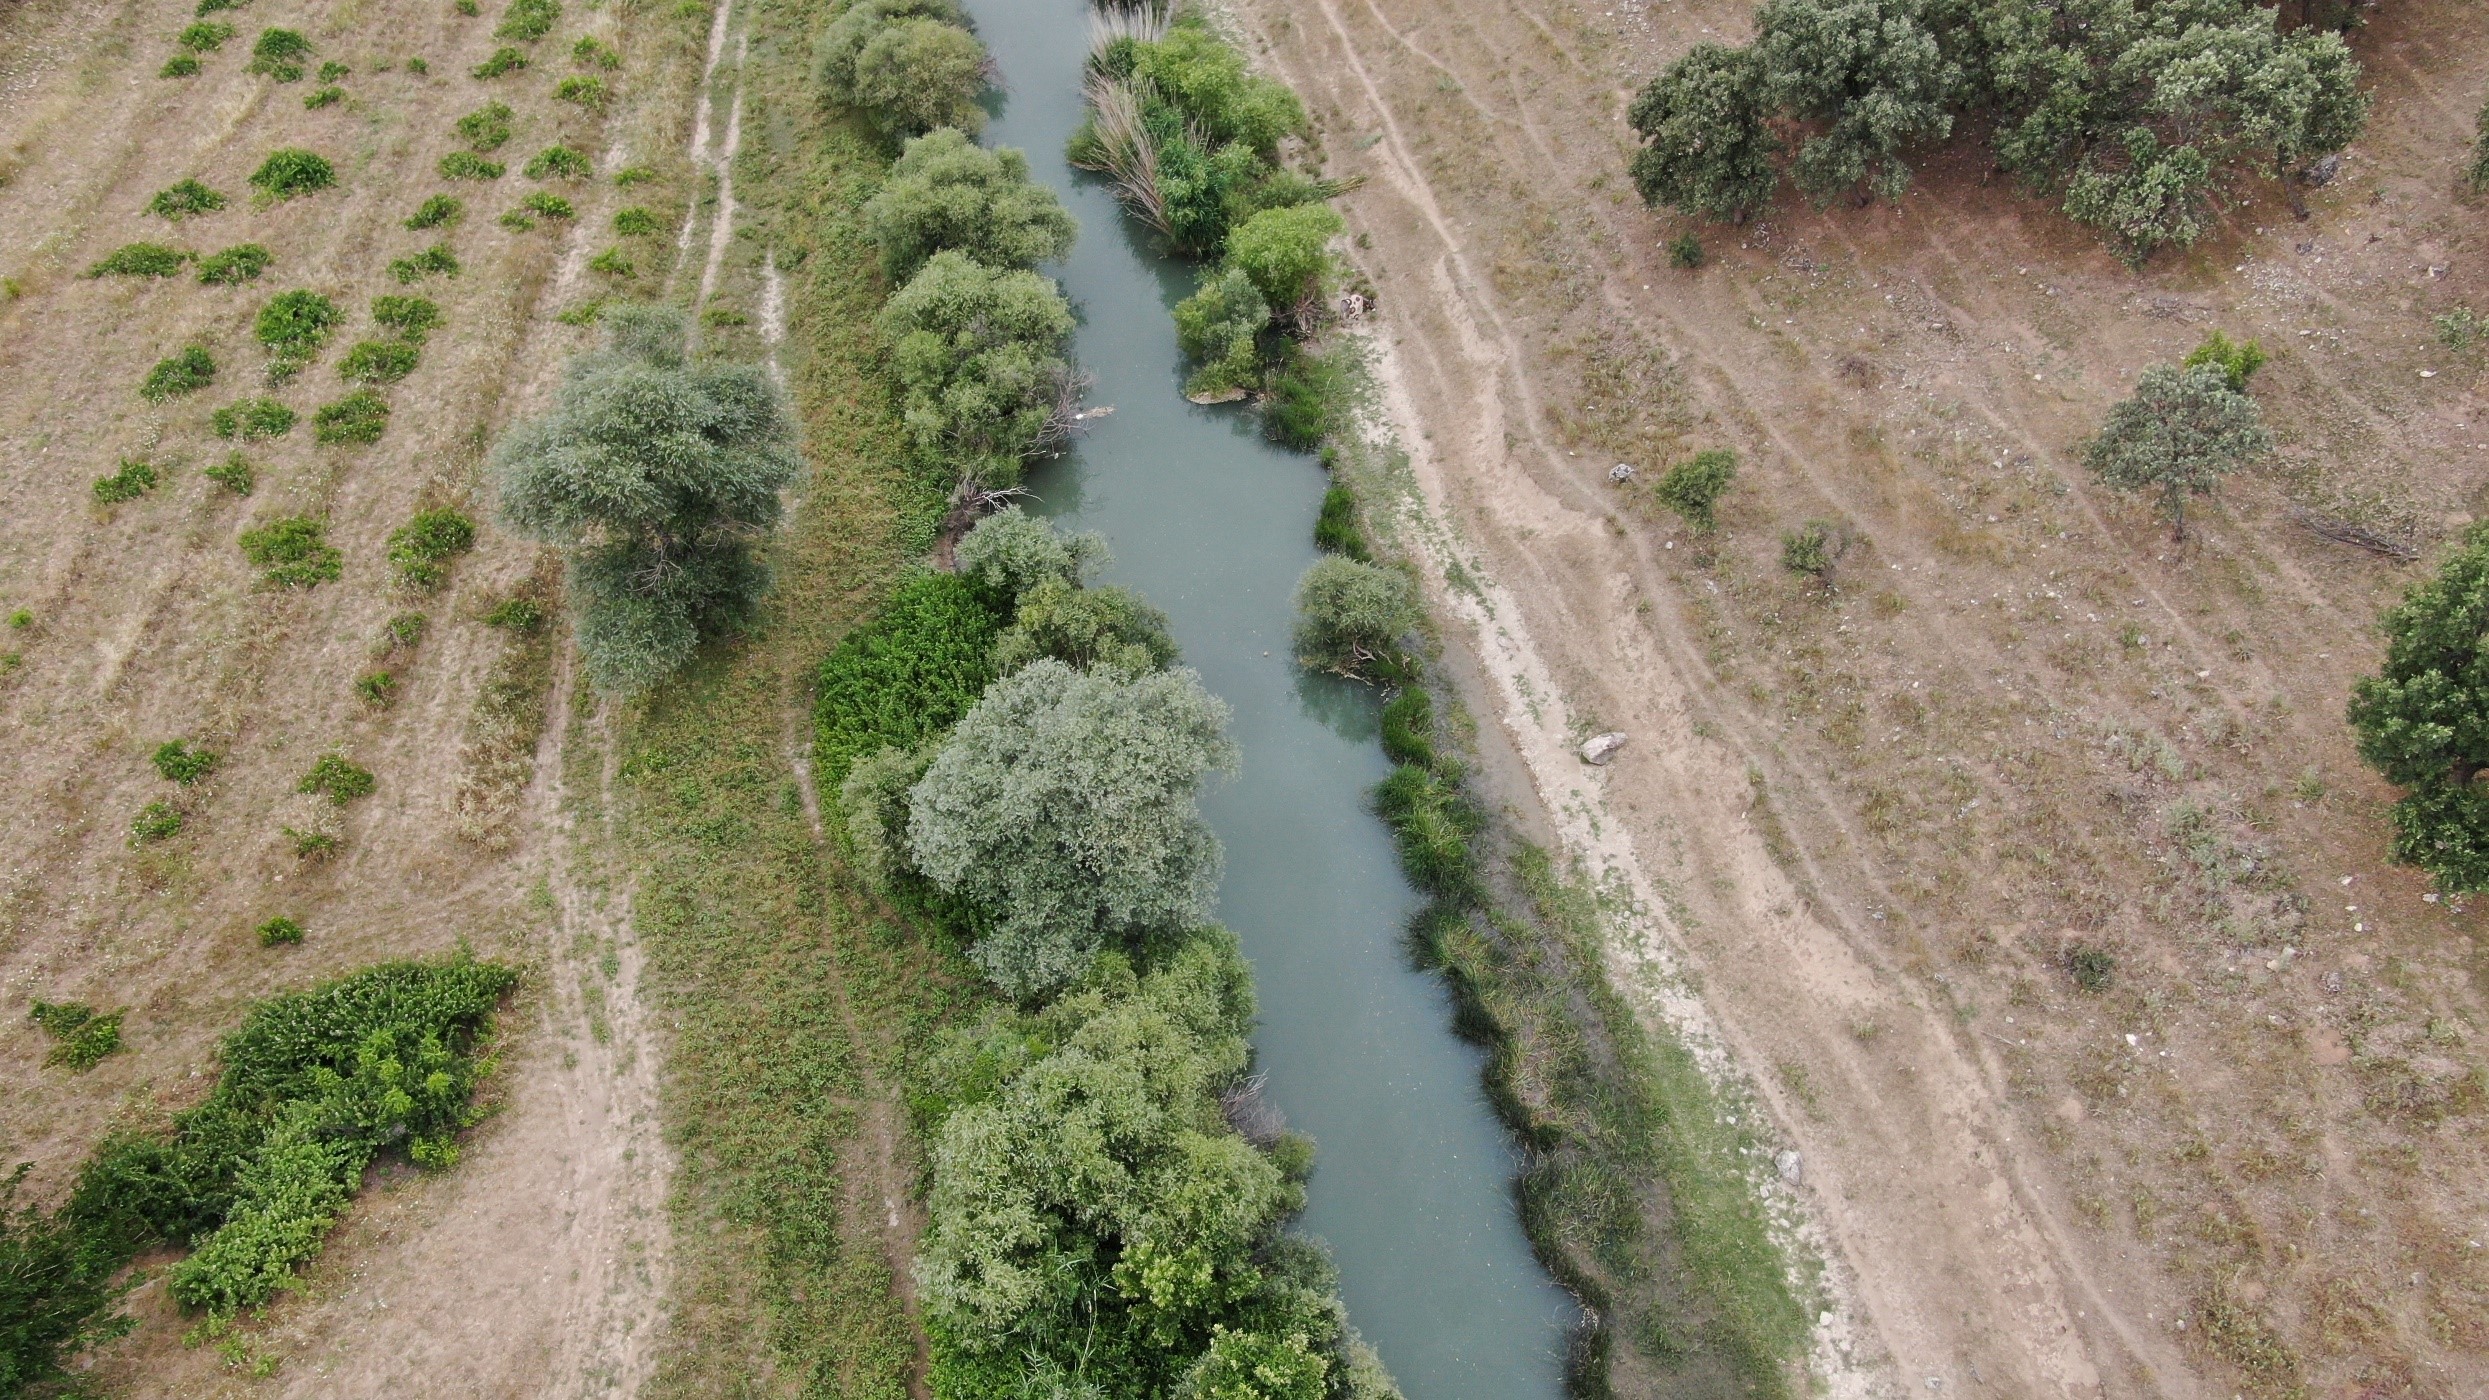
[964,2,1576,1394]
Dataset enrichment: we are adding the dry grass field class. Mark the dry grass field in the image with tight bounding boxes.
[1241,0,2489,1394]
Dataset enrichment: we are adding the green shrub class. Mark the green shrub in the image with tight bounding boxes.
[32,1002,125,1069]
[405,194,463,230]
[386,508,475,589]
[0,1164,130,1389]
[472,46,528,78]
[161,53,202,77]
[407,57,429,73]
[1654,448,1736,531]
[1780,519,1847,578]
[2471,94,2489,191]
[196,243,273,284]
[139,345,216,401]
[153,739,220,783]
[282,826,340,858]
[1261,344,1349,451]
[587,246,633,277]
[249,148,332,201]
[247,27,312,79]
[87,242,191,278]
[354,670,398,707]
[255,916,305,946]
[6,611,25,629]
[1291,555,1415,673]
[613,164,654,185]
[313,391,389,445]
[211,397,296,440]
[554,74,606,109]
[438,151,505,181]
[1313,481,1369,560]
[255,289,341,374]
[1378,684,1434,766]
[1225,202,1342,313]
[371,294,443,341]
[2349,523,2489,888]
[385,611,429,648]
[205,453,254,494]
[303,83,343,109]
[812,571,999,791]
[1171,266,1270,402]
[386,243,460,283]
[1374,761,1481,903]
[2086,363,2268,539]
[522,191,574,219]
[298,753,375,803]
[523,144,590,180]
[2183,329,2269,391]
[238,516,341,587]
[498,209,537,232]
[2436,307,2488,353]
[2066,944,2115,993]
[454,100,513,150]
[481,595,543,631]
[991,577,1178,675]
[1668,232,1705,269]
[92,459,159,504]
[952,505,1104,608]
[571,35,620,69]
[611,205,657,235]
[148,177,227,218]
[455,0,479,13]
[495,0,559,42]
[340,339,419,384]
[130,802,184,843]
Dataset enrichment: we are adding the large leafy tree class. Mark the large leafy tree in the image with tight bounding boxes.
[496,305,800,694]
[2350,527,2489,890]
[905,659,1237,999]
[1627,44,1782,222]
[815,0,988,138]
[1753,0,1958,203]
[2083,362,2267,540]
[862,128,1077,281]
[879,251,1077,488]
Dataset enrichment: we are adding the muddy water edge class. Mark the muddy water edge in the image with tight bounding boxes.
[953,1,1579,1395]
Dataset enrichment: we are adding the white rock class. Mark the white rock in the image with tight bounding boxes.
[1775,1149,1802,1184]
[1608,462,1636,483]
[1580,732,1628,765]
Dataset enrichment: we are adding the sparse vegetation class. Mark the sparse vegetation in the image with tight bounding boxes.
[147,177,227,219]
[238,515,341,587]
[2468,93,2489,191]
[587,246,634,277]
[31,1001,124,1069]
[355,670,398,707]
[1668,231,1706,269]
[386,508,476,590]
[196,243,273,284]
[472,45,528,79]
[406,194,464,229]
[313,390,390,444]
[138,345,215,400]
[1780,518,1851,579]
[87,242,191,278]
[211,397,296,440]
[304,84,343,109]
[91,459,159,505]
[129,803,183,844]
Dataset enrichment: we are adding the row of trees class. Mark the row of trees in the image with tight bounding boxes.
[1628,0,2371,262]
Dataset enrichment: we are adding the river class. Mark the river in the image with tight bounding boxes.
[956,2,1579,1394]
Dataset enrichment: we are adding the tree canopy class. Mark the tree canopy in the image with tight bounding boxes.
[1626,45,1781,223]
[993,575,1180,676]
[2349,526,2489,889]
[905,659,1237,999]
[2083,362,2268,539]
[1292,557,1418,674]
[862,128,1077,281]
[952,504,1105,608]
[815,0,989,138]
[495,304,800,693]
[879,252,1077,488]
[1754,0,1957,203]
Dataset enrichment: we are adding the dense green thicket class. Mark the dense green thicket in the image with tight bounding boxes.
[813,570,1001,791]
[495,305,801,694]
[2350,525,2489,889]
[1291,556,1418,677]
[2,960,514,1385]
[1628,0,2371,261]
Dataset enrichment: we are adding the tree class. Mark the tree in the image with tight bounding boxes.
[1654,448,1737,531]
[952,505,1105,608]
[852,19,991,139]
[2082,363,2268,540]
[495,305,800,693]
[1127,21,1306,155]
[880,252,1078,488]
[1627,44,1782,222]
[905,660,1237,998]
[2469,92,2489,191]
[862,128,1078,281]
[2061,128,2216,266]
[1223,204,1341,320]
[993,576,1179,675]
[1291,557,1417,674]
[1754,0,1957,203]
[1172,266,1271,402]
[2349,525,2489,889]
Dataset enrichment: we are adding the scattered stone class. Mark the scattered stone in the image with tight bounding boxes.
[1579,731,1628,765]
[1608,462,1635,483]
[1775,1149,1802,1184]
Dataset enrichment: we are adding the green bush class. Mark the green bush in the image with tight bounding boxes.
[254,288,341,371]
[386,508,475,589]
[205,453,254,494]
[33,1002,125,1068]
[247,27,311,79]
[438,151,505,180]
[303,84,344,109]
[572,35,620,69]
[1779,519,1847,578]
[952,506,1105,608]
[341,339,420,384]
[298,753,375,803]
[1668,232,1706,269]
[1313,481,1369,560]
[861,127,1077,281]
[318,60,348,80]
[87,242,191,278]
[2182,329,2269,391]
[161,53,202,77]
[406,56,428,73]
[130,802,184,844]
[196,243,273,284]
[1261,344,1349,452]
[355,670,398,707]
[455,100,513,151]
[1225,203,1341,313]
[384,611,429,648]
[813,570,999,790]
[554,74,606,109]
[472,45,527,78]
[387,243,460,283]
[1374,762,1481,903]
[313,391,390,445]
[1654,448,1736,531]
[2066,944,2115,993]
[248,148,333,199]
[481,595,543,631]
[255,916,305,946]
[212,397,296,440]
[139,345,216,400]
[991,577,1178,675]
[523,144,591,180]
[405,194,463,229]
[2471,94,2489,191]
[611,204,657,235]
[587,246,634,278]
[523,191,574,219]
[2350,524,2489,889]
[238,516,341,587]
[153,739,220,783]
[1291,555,1416,674]
[495,0,559,41]
[0,1164,132,1390]
[372,294,443,341]
[1171,266,1269,402]
[148,177,227,219]
[880,251,1076,488]
[92,459,159,504]
[1378,684,1434,767]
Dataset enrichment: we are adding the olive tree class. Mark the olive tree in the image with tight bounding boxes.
[1753,0,1957,203]
[495,305,800,693]
[862,128,1077,281]
[1292,556,1418,674]
[2082,363,2268,541]
[905,659,1237,998]
[1627,44,1781,222]
[880,252,1078,488]
[2349,525,2489,889]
